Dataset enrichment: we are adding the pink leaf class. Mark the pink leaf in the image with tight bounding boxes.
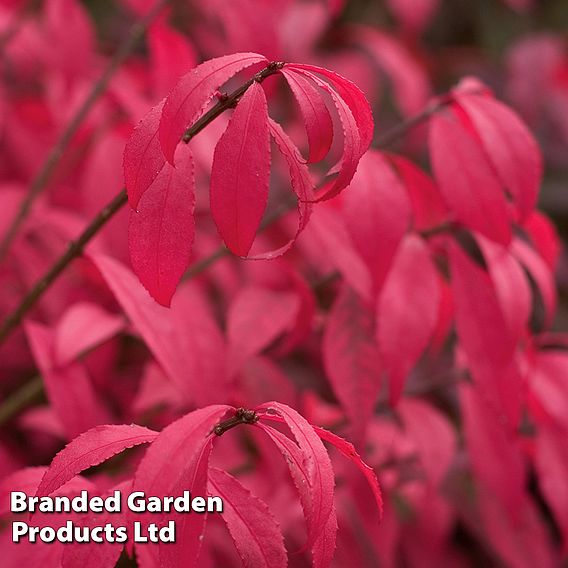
[210,81,270,256]
[386,0,440,35]
[528,351,568,433]
[323,284,381,445]
[348,26,431,115]
[123,99,166,209]
[257,422,337,567]
[170,284,229,406]
[311,425,383,518]
[388,153,448,233]
[476,234,531,343]
[24,321,110,439]
[511,238,557,328]
[460,384,526,521]
[158,440,213,568]
[312,505,338,568]
[376,235,440,405]
[91,254,190,396]
[286,64,374,153]
[281,68,333,163]
[398,398,456,487]
[534,422,568,552]
[159,52,267,164]
[429,112,511,244]
[129,144,195,306]
[477,489,557,568]
[148,21,198,98]
[306,206,373,302]
[341,151,411,291]
[241,117,314,260]
[208,468,288,568]
[45,0,94,79]
[132,405,231,567]
[227,286,299,376]
[61,504,126,568]
[257,402,335,546]
[290,71,361,202]
[453,89,542,220]
[523,211,560,270]
[54,302,124,366]
[36,424,157,498]
[449,242,521,420]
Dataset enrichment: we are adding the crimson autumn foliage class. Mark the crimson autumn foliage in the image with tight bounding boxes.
[1,1,568,567]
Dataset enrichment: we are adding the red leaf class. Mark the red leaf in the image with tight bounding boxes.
[449,242,515,369]
[208,468,288,568]
[323,284,381,445]
[158,440,213,568]
[454,84,542,220]
[376,235,440,405]
[45,0,94,79]
[477,488,557,568]
[129,144,195,306]
[148,21,198,98]
[341,151,411,291]
[281,68,333,163]
[511,238,557,328]
[24,321,110,439]
[388,153,448,233]
[523,211,560,270]
[311,425,383,518]
[286,64,374,153]
[534,422,568,552]
[36,424,157,498]
[398,398,456,487]
[159,52,267,164]
[61,499,126,568]
[241,117,314,260]
[210,81,270,256]
[123,99,166,209]
[132,405,231,567]
[286,64,373,201]
[306,206,373,302]
[348,26,431,115]
[476,234,531,343]
[257,422,337,567]
[460,383,525,518]
[170,284,229,406]
[429,111,511,244]
[312,505,338,568]
[257,402,335,546]
[449,242,521,420]
[227,286,299,376]
[91,254,190,397]
[54,302,124,366]
[529,351,568,433]
[386,0,440,35]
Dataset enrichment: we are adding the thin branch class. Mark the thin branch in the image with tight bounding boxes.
[0,376,44,427]
[0,62,285,347]
[0,97,445,421]
[375,100,446,149]
[0,0,171,261]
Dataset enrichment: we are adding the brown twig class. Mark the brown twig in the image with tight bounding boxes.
[0,62,286,347]
[0,0,171,262]
[0,98,445,422]
[212,408,259,436]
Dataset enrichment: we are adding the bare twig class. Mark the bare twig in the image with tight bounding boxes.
[0,0,171,261]
[0,376,44,427]
[0,62,285,346]
[0,98,445,421]
[0,190,128,345]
